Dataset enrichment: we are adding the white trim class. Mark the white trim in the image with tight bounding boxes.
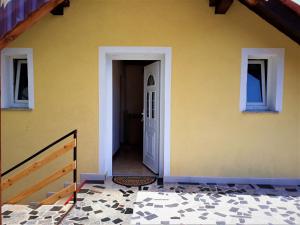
[1,48,34,109]
[164,176,300,186]
[240,48,284,112]
[98,46,172,177]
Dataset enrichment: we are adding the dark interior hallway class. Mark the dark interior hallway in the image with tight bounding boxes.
[112,60,156,177]
[113,144,154,176]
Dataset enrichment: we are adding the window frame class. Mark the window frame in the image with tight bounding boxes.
[246,60,267,110]
[240,48,285,113]
[1,48,34,109]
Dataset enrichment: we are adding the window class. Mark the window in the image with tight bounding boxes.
[1,48,34,109]
[246,60,267,109]
[240,48,285,112]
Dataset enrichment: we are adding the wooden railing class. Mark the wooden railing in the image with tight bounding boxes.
[1,130,77,206]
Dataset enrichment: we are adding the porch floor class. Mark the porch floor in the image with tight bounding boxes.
[3,179,300,225]
[2,204,72,225]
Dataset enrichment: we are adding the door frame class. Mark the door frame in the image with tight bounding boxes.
[98,47,172,177]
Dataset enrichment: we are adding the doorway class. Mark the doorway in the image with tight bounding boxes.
[112,60,158,176]
[98,47,172,178]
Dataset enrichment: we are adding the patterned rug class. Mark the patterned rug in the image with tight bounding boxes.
[113,176,156,187]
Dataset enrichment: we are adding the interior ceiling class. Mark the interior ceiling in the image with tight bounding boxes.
[121,60,157,66]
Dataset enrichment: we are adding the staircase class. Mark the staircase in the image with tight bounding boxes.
[1,130,78,225]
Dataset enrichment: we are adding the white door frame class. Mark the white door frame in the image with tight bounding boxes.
[98,47,172,177]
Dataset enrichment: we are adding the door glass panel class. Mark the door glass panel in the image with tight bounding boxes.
[152,92,155,119]
[147,92,149,118]
[147,75,155,86]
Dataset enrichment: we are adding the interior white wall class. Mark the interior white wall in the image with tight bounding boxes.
[112,61,123,155]
[125,65,144,115]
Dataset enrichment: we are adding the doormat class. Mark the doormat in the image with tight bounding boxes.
[113,176,156,187]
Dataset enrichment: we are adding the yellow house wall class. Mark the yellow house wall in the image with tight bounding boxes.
[2,0,300,186]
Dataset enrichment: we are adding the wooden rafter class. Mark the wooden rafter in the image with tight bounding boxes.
[210,0,234,14]
[281,0,300,16]
[244,0,258,5]
[51,0,70,15]
[0,0,64,50]
[239,0,300,45]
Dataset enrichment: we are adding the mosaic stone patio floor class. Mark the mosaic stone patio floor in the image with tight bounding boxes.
[2,204,72,225]
[2,179,300,225]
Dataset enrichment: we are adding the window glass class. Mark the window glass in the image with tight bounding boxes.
[246,59,267,107]
[247,63,263,103]
[17,63,29,100]
[147,92,149,118]
[13,59,29,102]
[152,92,155,119]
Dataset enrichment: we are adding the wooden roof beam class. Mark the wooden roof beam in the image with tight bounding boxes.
[281,0,300,16]
[0,0,64,50]
[239,0,300,45]
[210,0,234,14]
[51,0,70,16]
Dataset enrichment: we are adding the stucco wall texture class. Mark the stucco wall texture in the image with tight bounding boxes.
[2,0,300,184]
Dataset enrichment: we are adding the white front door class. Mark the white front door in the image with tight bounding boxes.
[143,61,160,174]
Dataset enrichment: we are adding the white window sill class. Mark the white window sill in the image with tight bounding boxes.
[242,109,279,114]
[1,107,32,111]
